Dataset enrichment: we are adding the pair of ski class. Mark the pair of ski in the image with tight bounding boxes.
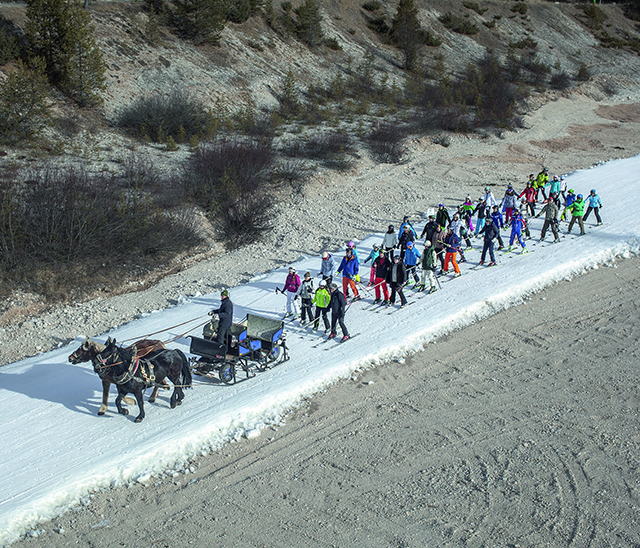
[312,333,359,348]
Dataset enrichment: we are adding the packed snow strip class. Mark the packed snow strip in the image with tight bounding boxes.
[1,155,639,546]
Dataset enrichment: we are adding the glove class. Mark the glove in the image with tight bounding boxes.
[355,274,360,283]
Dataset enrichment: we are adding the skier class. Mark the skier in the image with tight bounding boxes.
[567,194,586,235]
[283,267,301,318]
[534,167,549,201]
[483,186,498,208]
[500,184,518,225]
[386,255,408,307]
[346,241,360,268]
[312,279,331,333]
[398,224,414,260]
[473,197,488,237]
[560,189,576,222]
[490,205,505,250]
[559,175,567,200]
[433,224,447,273]
[535,197,560,242]
[319,251,335,287]
[372,249,391,304]
[549,175,561,197]
[382,224,398,260]
[363,244,381,286]
[583,189,603,225]
[295,271,315,324]
[443,228,462,276]
[519,198,531,239]
[449,213,470,260]
[209,289,233,346]
[337,247,360,300]
[328,283,349,341]
[420,214,439,244]
[436,203,451,229]
[419,240,438,292]
[397,215,417,240]
[460,197,475,232]
[403,241,421,284]
[478,219,498,266]
[519,180,536,217]
[508,209,527,253]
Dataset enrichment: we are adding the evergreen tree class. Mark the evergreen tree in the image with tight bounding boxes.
[25,0,106,106]
[173,0,228,44]
[0,58,51,144]
[295,0,323,47]
[391,0,421,71]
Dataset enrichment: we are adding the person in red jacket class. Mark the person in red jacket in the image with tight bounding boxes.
[372,249,391,304]
[518,180,536,217]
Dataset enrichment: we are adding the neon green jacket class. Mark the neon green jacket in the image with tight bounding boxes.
[312,288,331,309]
[570,198,585,217]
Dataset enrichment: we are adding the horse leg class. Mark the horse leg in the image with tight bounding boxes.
[115,388,129,416]
[148,386,159,403]
[98,378,110,415]
[133,389,146,423]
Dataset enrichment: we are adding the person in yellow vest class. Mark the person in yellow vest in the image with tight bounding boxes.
[534,167,549,202]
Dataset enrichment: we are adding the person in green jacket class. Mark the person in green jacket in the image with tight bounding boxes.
[312,279,331,333]
[567,194,586,235]
[419,241,438,293]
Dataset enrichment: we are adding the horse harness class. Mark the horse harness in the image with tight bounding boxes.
[96,344,158,388]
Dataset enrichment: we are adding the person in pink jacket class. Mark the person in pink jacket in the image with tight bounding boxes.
[283,267,301,318]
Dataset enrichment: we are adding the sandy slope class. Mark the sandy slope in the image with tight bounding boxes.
[14,242,640,548]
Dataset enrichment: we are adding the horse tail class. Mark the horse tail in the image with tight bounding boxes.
[177,349,193,389]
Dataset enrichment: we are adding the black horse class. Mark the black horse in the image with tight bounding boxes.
[93,337,192,423]
[69,337,167,415]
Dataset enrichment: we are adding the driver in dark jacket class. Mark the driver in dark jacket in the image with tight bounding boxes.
[210,289,233,346]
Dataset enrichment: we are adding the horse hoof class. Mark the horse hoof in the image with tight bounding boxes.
[170,402,177,409]
[97,410,106,416]
[120,409,129,416]
[135,416,144,423]
[148,397,156,403]
[176,400,182,406]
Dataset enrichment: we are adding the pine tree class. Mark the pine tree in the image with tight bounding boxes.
[25,0,106,106]
[0,58,51,144]
[173,0,228,44]
[295,0,323,47]
[391,0,421,71]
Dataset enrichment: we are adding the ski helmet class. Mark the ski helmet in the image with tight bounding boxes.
[330,283,338,291]
[438,203,444,207]
[289,266,296,272]
[407,241,414,247]
[577,194,583,199]
[590,189,596,194]
[221,289,229,297]
[561,175,566,180]
[319,280,327,287]
[347,241,355,248]
[373,244,379,250]
[568,189,574,194]
[425,240,432,247]
[322,251,329,259]
[553,175,558,181]
[403,215,409,221]
[388,224,394,231]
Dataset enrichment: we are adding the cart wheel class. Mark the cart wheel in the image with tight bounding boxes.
[267,343,282,363]
[218,362,235,384]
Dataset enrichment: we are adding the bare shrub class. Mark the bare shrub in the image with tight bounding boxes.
[439,13,479,35]
[183,138,276,248]
[575,62,591,82]
[549,71,572,90]
[116,88,213,143]
[367,121,407,163]
[304,131,355,170]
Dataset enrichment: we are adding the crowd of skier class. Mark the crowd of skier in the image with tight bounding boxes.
[213,169,603,343]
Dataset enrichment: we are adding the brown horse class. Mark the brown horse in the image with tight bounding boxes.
[69,337,167,415]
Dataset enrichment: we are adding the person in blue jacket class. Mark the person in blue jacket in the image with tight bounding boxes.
[490,205,505,250]
[403,241,421,284]
[397,215,417,240]
[508,209,527,253]
[560,189,576,221]
[337,247,360,300]
[582,189,603,225]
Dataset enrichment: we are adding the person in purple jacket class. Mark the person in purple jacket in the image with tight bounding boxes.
[283,267,301,318]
